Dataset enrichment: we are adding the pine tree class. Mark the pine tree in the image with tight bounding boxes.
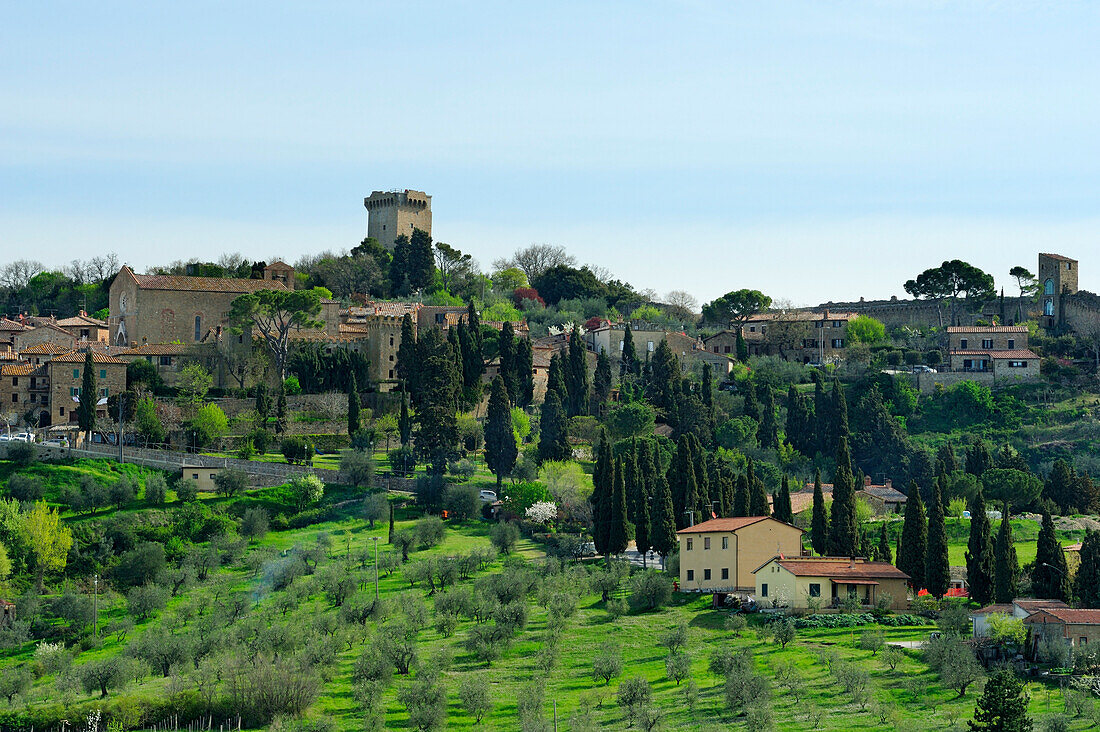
[898,481,927,590]
[608,457,630,557]
[484,377,517,490]
[747,459,770,517]
[733,473,749,518]
[537,391,570,463]
[810,470,829,555]
[77,351,97,437]
[877,523,892,564]
[828,436,858,556]
[275,384,288,435]
[1073,530,1100,608]
[590,429,613,558]
[620,324,639,378]
[994,507,1019,604]
[773,475,793,524]
[758,385,780,451]
[593,349,612,416]
[969,668,1032,732]
[565,325,589,417]
[965,487,996,607]
[347,371,361,436]
[1032,509,1069,601]
[649,467,678,566]
[925,476,950,598]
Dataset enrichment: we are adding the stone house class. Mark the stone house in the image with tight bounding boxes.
[706,310,858,364]
[116,343,192,387]
[753,556,910,611]
[947,325,1028,352]
[46,350,127,425]
[677,516,804,592]
[947,350,1041,381]
[971,599,1068,637]
[57,312,111,343]
[1024,608,1100,653]
[14,324,78,353]
[180,464,226,492]
[856,478,908,514]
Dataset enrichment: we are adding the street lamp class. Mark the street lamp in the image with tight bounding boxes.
[1041,562,1068,578]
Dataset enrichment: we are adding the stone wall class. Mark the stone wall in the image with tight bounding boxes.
[1064,291,1100,334]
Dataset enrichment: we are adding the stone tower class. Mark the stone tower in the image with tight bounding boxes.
[364,189,432,251]
[1038,253,1079,328]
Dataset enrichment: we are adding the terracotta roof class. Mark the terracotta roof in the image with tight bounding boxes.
[859,485,908,502]
[0,318,28,332]
[119,343,190,356]
[947,326,1028,333]
[770,557,909,580]
[346,302,420,319]
[19,342,73,355]
[972,604,1014,615]
[532,346,553,369]
[0,351,19,361]
[22,323,77,339]
[1025,608,1100,625]
[265,261,293,269]
[1013,599,1069,612]
[677,516,802,534]
[337,324,371,335]
[1,364,35,376]
[57,314,108,328]
[1063,542,1083,552]
[1040,253,1076,262]
[49,350,127,365]
[952,349,1040,360]
[132,272,290,293]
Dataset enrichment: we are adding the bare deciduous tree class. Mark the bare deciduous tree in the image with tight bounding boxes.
[493,244,576,282]
[0,260,44,290]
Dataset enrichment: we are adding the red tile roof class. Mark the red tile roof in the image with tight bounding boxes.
[119,343,191,356]
[769,557,909,580]
[57,314,109,328]
[19,343,73,355]
[972,604,1014,615]
[1025,608,1100,625]
[50,350,127,365]
[1013,599,1069,612]
[947,326,1028,333]
[677,516,802,534]
[0,364,35,376]
[132,272,291,293]
[952,349,1039,360]
[1040,253,1076,262]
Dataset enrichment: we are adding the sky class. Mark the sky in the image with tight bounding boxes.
[2,1,1099,307]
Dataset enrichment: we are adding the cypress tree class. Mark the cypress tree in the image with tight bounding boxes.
[969,668,1031,732]
[275,384,288,435]
[565,325,589,417]
[623,440,642,527]
[689,435,711,519]
[632,442,653,567]
[398,392,412,445]
[831,377,849,441]
[407,228,435,291]
[514,337,534,408]
[608,457,630,557]
[1032,509,1069,601]
[810,470,829,555]
[758,385,780,451]
[828,436,858,556]
[347,371,361,436]
[462,302,484,388]
[388,502,395,544]
[877,523,892,564]
[77,351,97,437]
[1073,529,1100,608]
[1043,459,1077,514]
[965,439,993,478]
[735,329,747,362]
[254,382,270,427]
[925,476,950,598]
[590,429,613,558]
[742,383,760,421]
[747,459,770,516]
[719,464,736,518]
[620,323,639,378]
[937,443,959,475]
[773,475,793,524]
[593,349,612,416]
[396,313,417,389]
[733,473,749,518]
[484,377,517,489]
[965,487,996,606]
[785,385,809,455]
[813,372,829,456]
[448,327,464,390]
[898,481,927,590]
[994,506,1019,603]
[649,467,678,566]
[546,352,566,403]
[700,362,713,411]
[537,391,570,464]
[499,321,517,402]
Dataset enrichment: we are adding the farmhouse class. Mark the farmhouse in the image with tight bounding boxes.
[676,516,804,592]
[1024,608,1100,652]
[752,556,910,611]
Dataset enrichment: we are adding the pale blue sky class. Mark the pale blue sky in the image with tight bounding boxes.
[2,1,1099,305]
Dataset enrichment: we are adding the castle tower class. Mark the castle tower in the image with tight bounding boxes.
[364,189,432,251]
[1038,253,1079,328]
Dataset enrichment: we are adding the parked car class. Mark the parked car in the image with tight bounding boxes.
[0,435,12,442]
[12,433,36,443]
[42,437,69,448]
[478,490,498,503]
[717,382,738,393]
[912,365,937,373]
[578,542,597,557]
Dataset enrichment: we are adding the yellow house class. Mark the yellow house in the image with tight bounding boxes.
[180,464,223,492]
[753,556,910,611]
[677,517,804,592]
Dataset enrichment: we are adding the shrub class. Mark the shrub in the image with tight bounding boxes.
[415,473,447,512]
[448,458,477,481]
[282,437,315,465]
[283,376,302,395]
[6,442,37,467]
[288,474,324,510]
[249,427,273,455]
[389,445,417,477]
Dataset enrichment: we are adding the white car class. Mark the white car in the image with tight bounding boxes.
[12,433,35,443]
[478,490,498,503]
[42,437,69,448]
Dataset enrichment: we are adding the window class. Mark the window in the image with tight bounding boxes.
[99,388,107,397]
[1067,262,1073,270]
[686,569,694,581]
[99,369,107,379]
[1045,278,1055,296]
[1008,339,1015,349]
[619,340,624,352]
[194,315,202,341]
[160,356,171,366]
[721,568,729,580]
[724,346,731,354]
[831,339,844,348]
[237,335,243,344]
[981,339,993,349]
[9,377,15,386]
[761,583,768,597]
[703,537,710,550]
[832,320,842,327]
[959,339,968,349]
[721,536,729,549]
[73,369,80,379]
[1045,299,1054,316]
[10,394,16,403]
[815,321,823,329]
[70,387,79,396]
[703,569,711,581]
[388,369,394,379]
[1008,360,1028,368]
[435,313,444,324]
[192,473,199,480]
[749,326,756,333]
[1081,637,1088,645]
[29,394,35,403]
[809,583,821,597]
[647,341,654,352]
[686,538,693,551]
[58,406,64,416]
[389,355,394,361]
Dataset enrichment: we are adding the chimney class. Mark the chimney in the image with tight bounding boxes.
[864,475,872,487]
[885,479,892,489]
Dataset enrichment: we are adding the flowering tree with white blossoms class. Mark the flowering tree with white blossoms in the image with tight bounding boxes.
[525,501,558,525]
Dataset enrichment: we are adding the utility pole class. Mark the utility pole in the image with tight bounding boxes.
[683,510,695,527]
